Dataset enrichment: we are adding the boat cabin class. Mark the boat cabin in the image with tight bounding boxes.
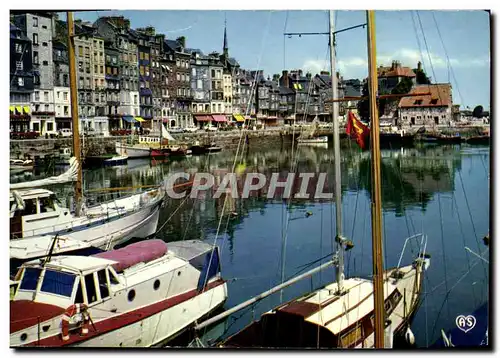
[223,283,404,348]
[10,189,69,239]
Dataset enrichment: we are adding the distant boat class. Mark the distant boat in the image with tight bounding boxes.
[297,136,328,144]
[10,159,34,174]
[84,154,128,168]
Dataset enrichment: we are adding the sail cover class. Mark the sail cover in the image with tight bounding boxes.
[161,124,176,141]
[10,157,79,190]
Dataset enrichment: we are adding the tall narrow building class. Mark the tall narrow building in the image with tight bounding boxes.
[13,11,56,135]
[219,16,240,121]
[10,22,34,134]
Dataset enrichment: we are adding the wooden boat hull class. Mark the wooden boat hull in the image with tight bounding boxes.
[466,136,490,145]
[221,262,425,348]
[115,142,151,158]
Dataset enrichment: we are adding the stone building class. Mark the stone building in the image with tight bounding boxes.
[397,83,453,129]
[164,37,193,129]
[9,22,34,133]
[133,29,153,127]
[378,60,416,94]
[13,11,56,135]
[190,49,212,128]
[208,52,225,117]
[73,21,96,132]
[52,41,71,130]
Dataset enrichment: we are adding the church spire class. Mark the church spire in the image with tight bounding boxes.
[223,13,228,58]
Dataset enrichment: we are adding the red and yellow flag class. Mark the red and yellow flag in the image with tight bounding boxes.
[346,111,370,150]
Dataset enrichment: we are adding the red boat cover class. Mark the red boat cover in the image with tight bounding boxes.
[92,239,168,273]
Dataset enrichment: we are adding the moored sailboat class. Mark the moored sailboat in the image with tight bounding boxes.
[193,10,430,349]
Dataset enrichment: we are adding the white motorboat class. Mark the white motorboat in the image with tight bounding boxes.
[10,240,227,347]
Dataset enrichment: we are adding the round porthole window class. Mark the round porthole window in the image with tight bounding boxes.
[128,289,136,302]
[20,333,27,342]
[154,279,160,290]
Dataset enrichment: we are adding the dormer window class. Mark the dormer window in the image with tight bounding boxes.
[414,99,423,105]
[430,98,438,105]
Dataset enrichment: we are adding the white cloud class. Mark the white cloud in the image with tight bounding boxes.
[302,47,490,79]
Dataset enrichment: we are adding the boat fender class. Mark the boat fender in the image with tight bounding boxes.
[405,327,415,345]
[61,304,90,341]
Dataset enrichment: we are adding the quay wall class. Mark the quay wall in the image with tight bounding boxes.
[9,126,488,159]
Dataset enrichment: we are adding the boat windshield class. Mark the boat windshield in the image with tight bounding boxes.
[19,267,76,298]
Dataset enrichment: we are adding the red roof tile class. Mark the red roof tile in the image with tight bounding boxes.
[398,84,452,108]
[378,65,416,78]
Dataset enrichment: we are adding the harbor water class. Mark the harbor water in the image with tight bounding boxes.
[11,141,490,347]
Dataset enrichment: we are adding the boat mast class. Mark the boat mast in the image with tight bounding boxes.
[329,10,344,292]
[67,12,83,216]
[366,10,385,348]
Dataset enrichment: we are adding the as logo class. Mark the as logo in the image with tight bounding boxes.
[455,315,476,333]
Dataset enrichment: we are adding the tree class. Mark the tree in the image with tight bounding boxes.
[473,105,484,118]
[413,68,432,85]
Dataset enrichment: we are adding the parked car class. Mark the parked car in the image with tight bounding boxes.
[184,126,198,133]
[58,128,72,137]
[169,127,184,134]
[205,125,218,132]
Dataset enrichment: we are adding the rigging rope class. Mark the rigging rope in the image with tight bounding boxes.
[431,12,465,108]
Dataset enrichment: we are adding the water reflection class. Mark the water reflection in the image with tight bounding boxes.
[10,141,490,347]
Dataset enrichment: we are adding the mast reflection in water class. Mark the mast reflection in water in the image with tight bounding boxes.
[15,142,490,347]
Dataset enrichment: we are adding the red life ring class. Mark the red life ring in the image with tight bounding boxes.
[61,304,90,341]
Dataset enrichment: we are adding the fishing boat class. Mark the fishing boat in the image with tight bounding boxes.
[84,154,128,168]
[193,10,430,349]
[10,159,34,174]
[10,239,228,347]
[190,141,223,155]
[465,135,490,145]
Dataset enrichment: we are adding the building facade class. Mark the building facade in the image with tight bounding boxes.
[10,22,34,133]
[190,50,212,128]
[13,12,56,135]
[398,83,453,129]
[52,41,72,130]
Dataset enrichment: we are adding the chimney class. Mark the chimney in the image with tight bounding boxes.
[298,69,303,77]
[282,70,289,88]
[306,72,312,80]
[272,74,280,82]
[417,61,422,71]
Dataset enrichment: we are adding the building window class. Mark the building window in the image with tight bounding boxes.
[176,73,180,81]
[32,33,38,45]
[197,79,202,89]
[78,46,83,56]
[15,44,23,53]
[43,60,48,66]
[33,17,38,27]
[16,61,23,70]
[63,92,68,101]
[44,92,49,102]
[42,42,48,47]
[18,77,24,86]
[47,122,53,131]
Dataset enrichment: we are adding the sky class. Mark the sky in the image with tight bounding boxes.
[72,10,491,109]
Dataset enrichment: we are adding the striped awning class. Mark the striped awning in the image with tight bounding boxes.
[23,106,30,114]
[15,106,22,113]
[212,115,227,122]
[122,116,136,123]
[233,114,245,122]
[9,106,14,113]
[134,117,145,122]
[194,115,211,122]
